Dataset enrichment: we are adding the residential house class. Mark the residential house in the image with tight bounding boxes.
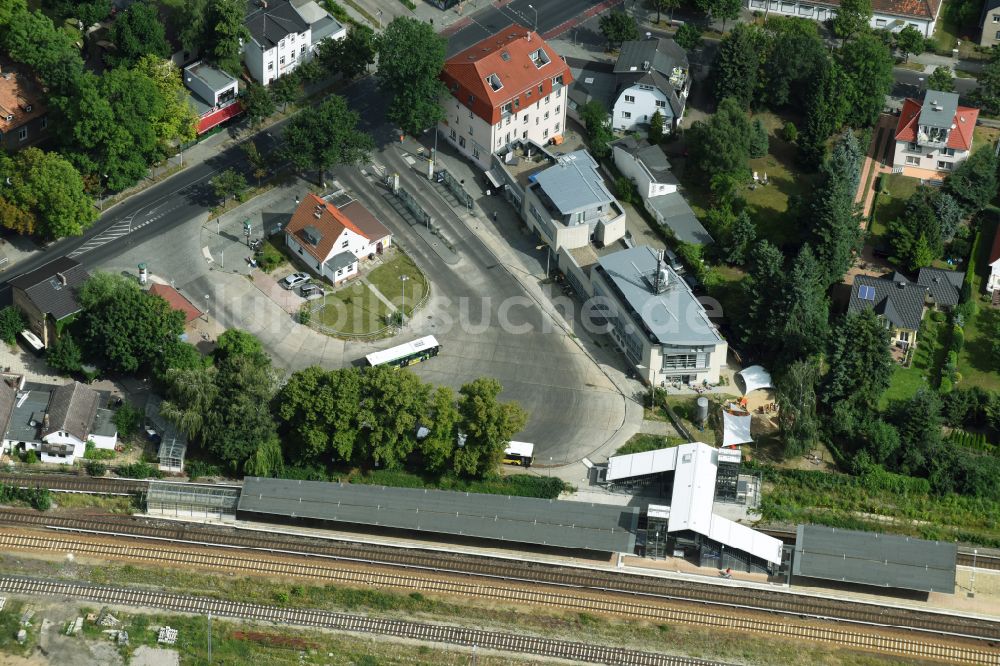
[591,245,727,386]
[0,60,48,151]
[243,0,346,86]
[439,24,572,169]
[149,284,204,324]
[522,149,626,251]
[849,269,964,349]
[1,381,117,465]
[183,61,243,135]
[893,90,978,177]
[9,257,90,348]
[611,137,713,245]
[285,193,392,284]
[570,37,689,136]
[980,0,1000,47]
[985,225,1000,304]
[745,0,942,37]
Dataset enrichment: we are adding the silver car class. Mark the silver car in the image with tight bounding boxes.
[281,272,310,289]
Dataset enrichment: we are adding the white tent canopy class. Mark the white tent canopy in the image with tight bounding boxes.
[736,365,773,395]
[722,411,753,447]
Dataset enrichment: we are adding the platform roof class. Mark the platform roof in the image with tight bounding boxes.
[793,525,957,593]
[238,477,639,553]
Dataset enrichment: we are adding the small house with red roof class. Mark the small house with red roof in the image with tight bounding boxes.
[439,24,572,170]
[285,193,392,284]
[893,90,978,177]
[149,284,203,325]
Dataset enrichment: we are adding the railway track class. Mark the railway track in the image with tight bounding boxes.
[0,509,997,643]
[2,532,997,665]
[0,575,724,666]
[0,474,150,496]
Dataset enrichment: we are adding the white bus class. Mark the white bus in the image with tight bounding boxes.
[364,335,441,368]
[503,441,534,467]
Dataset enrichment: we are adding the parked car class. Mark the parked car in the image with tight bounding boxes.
[281,272,310,289]
[300,283,323,300]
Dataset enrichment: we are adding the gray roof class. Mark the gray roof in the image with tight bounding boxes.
[8,257,89,321]
[848,272,927,331]
[185,61,236,95]
[533,150,614,215]
[918,90,960,129]
[917,267,963,308]
[793,525,956,593]
[614,37,688,78]
[238,477,640,553]
[245,0,309,49]
[647,192,714,246]
[325,251,356,272]
[568,62,617,112]
[144,394,189,463]
[91,408,118,438]
[613,137,676,185]
[187,93,212,117]
[0,379,18,444]
[44,382,100,442]
[595,245,723,346]
[4,389,49,444]
[309,14,342,42]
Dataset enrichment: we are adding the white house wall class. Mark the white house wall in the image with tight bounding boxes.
[612,85,672,133]
[245,23,348,86]
[90,433,117,450]
[747,0,935,36]
[285,233,359,284]
[893,141,969,172]
[612,145,678,199]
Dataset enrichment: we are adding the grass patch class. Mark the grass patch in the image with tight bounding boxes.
[974,125,1000,148]
[616,434,686,456]
[366,250,428,315]
[895,61,925,71]
[314,281,392,334]
[257,238,288,273]
[958,305,1000,390]
[51,493,137,514]
[754,462,1000,546]
[880,316,947,405]
[351,469,570,499]
[0,599,29,658]
[869,173,919,248]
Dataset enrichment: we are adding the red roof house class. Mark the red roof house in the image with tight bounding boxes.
[893,90,978,175]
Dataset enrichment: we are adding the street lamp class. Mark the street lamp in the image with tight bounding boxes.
[399,275,410,323]
[376,9,383,30]
[527,4,537,32]
[535,244,550,278]
[204,294,210,322]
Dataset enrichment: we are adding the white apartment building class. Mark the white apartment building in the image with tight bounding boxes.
[244,0,346,86]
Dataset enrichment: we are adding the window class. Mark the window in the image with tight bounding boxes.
[543,129,549,138]
[280,39,286,47]
[545,95,550,104]
[905,155,920,166]
[505,132,511,143]
[514,98,520,108]
[40,117,46,129]
[937,161,954,170]
[300,46,306,56]
[994,14,1000,22]
[943,147,956,156]
[544,111,549,120]
[622,111,632,119]
[899,330,910,342]
[522,130,527,139]
[523,114,529,123]
[538,84,544,94]
[907,142,921,153]
[624,95,635,103]
[655,100,666,108]
[450,129,456,140]
[342,240,349,248]
[473,146,480,159]
[298,247,303,255]
[290,50,297,60]
[875,18,887,27]
[535,116,539,125]
[468,109,473,119]
[663,354,698,370]
[501,102,513,115]
[468,126,473,135]
[526,89,532,98]
[290,33,296,42]
[337,268,343,276]
[505,116,511,125]
[555,105,560,114]
[459,136,466,148]
[996,30,1000,39]
[280,56,286,65]
[268,62,274,71]
[17,127,27,141]
[555,122,560,132]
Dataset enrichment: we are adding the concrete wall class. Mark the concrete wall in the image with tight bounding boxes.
[90,432,117,450]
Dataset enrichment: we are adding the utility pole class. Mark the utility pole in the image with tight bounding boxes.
[207,611,212,663]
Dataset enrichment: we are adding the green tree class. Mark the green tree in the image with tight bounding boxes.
[0,306,26,344]
[78,273,186,373]
[356,366,430,469]
[3,148,98,238]
[243,140,269,186]
[974,53,1000,115]
[832,0,873,41]
[1,3,85,95]
[888,186,944,269]
[214,329,270,368]
[205,0,249,75]
[760,17,826,111]
[926,66,956,93]
[202,355,279,471]
[282,96,374,185]
[808,131,862,286]
[599,11,639,49]
[710,0,743,31]
[888,389,943,475]
[241,82,276,127]
[153,340,206,382]
[420,386,460,473]
[176,0,209,54]
[838,32,894,128]
[674,23,703,51]
[46,333,83,373]
[107,1,170,68]
[244,437,285,477]
[650,0,681,23]
[277,366,363,463]
[42,0,111,25]
[317,24,378,79]
[825,308,893,410]
[780,244,830,362]
[740,240,785,357]
[453,378,528,478]
[934,192,963,242]
[377,17,447,136]
[712,23,767,107]
[648,109,665,144]
[775,358,819,458]
[0,197,34,235]
[579,100,613,158]
[749,118,769,158]
[270,75,299,112]
[688,97,753,185]
[724,208,756,265]
[798,59,846,168]
[894,25,925,62]
[134,55,198,152]
[946,146,999,215]
[212,168,248,203]
[160,366,219,440]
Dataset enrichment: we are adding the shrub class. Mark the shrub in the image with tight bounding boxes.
[112,404,141,437]
[940,376,953,393]
[615,176,637,203]
[0,306,26,345]
[298,304,311,326]
[23,450,38,464]
[186,460,222,482]
[781,121,798,143]
[930,310,946,322]
[85,461,107,477]
[117,462,163,480]
[952,326,965,352]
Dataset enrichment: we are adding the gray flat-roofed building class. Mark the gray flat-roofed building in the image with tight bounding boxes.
[238,477,640,553]
[793,525,957,593]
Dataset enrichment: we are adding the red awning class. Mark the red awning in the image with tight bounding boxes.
[197,101,243,134]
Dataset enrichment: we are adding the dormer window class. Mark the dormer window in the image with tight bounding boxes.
[529,48,550,68]
[486,73,503,92]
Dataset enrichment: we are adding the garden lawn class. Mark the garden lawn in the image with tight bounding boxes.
[314,282,391,335]
[868,173,919,248]
[958,306,1000,391]
[366,250,428,315]
[880,316,947,406]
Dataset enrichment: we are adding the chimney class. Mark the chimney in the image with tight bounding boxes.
[57,272,67,286]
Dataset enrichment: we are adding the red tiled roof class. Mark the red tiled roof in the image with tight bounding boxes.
[339,201,391,243]
[0,61,46,134]
[441,24,573,125]
[285,194,370,264]
[197,101,243,134]
[894,97,978,151]
[149,284,203,324]
[990,224,1000,265]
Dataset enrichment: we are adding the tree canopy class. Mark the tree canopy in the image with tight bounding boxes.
[599,11,639,48]
[0,148,97,238]
[377,17,447,136]
[687,97,753,187]
[837,33,894,129]
[807,131,862,286]
[317,24,378,79]
[281,96,374,184]
[712,23,768,108]
[107,1,170,68]
[825,308,893,411]
[832,0,873,41]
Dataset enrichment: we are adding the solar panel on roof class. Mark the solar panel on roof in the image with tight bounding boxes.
[859,285,876,301]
